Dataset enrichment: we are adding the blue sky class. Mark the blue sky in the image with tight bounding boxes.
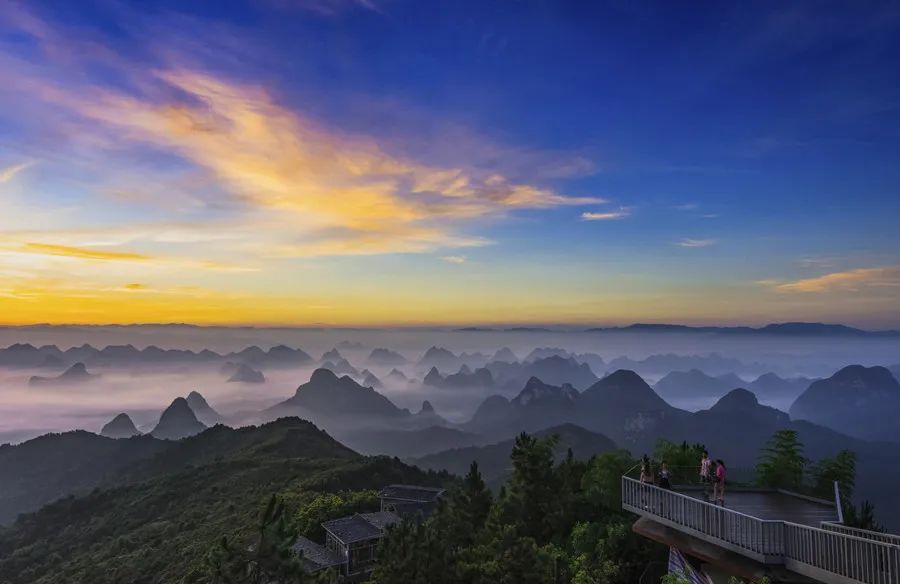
[0,0,899,327]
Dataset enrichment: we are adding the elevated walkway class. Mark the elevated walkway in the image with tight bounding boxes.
[622,476,900,584]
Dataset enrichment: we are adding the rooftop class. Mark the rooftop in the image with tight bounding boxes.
[322,511,400,544]
[358,511,401,531]
[291,536,343,572]
[378,484,444,503]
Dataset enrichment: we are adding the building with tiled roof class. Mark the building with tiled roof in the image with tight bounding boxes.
[293,485,443,578]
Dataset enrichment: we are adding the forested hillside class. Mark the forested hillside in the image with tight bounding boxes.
[0,419,447,584]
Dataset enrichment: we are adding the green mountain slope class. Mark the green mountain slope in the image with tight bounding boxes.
[0,418,446,584]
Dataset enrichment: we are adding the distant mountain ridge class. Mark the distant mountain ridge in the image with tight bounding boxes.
[28,362,97,386]
[585,322,900,337]
[151,398,207,440]
[790,365,900,442]
[414,423,617,487]
[0,343,314,369]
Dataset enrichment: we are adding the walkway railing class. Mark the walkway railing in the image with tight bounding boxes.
[622,476,900,584]
[622,476,784,562]
[821,523,900,548]
[784,522,900,584]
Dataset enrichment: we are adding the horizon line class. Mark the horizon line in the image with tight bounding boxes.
[2,321,899,334]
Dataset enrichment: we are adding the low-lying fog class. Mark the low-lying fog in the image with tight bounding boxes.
[2,325,899,443]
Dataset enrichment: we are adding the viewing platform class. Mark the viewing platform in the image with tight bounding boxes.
[622,476,900,584]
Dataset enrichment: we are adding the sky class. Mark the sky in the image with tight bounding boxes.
[1,0,899,328]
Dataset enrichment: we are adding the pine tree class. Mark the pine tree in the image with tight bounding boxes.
[756,430,806,490]
[810,450,856,502]
[843,501,883,532]
[503,433,559,542]
[446,461,493,547]
[206,494,307,583]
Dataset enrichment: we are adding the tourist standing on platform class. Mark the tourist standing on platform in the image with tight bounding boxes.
[700,450,712,500]
[714,459,727,506]
[658,462,672,490]
[640,456,653,509]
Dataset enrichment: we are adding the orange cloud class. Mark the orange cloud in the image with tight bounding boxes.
[34,69,598,257]
[0,162,32,184]
[18,242,151,261]
[775,266,900,293]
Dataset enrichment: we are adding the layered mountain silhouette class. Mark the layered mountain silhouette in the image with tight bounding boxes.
[28,362,98,386]
[417,346,460,371]
[0,430,168,524]
[465,377,581,438]
[368,348,408,366]
[423,365,495,389]
[747,372,813,404]
[259,345,314,366]
[0,342,315,369]
[340,421,477,459]
[321,358,359,377]
[100,413,141,439]
[706,388,789,425]
[888,363,900,380]
[414,423,616,487]
[151,398,207,440]
[789,365,900,442]
[227,363,265,383]
[653,369,744,403]
[320,348,344,362]
[573,352,606,374]
[524,347,570,362]
[185,391,224,426]
[585,322,900,337]
[491,347,518,363]
[607,352,756,376]
[361,369,383,388]
[485,355,598,390]
[265,368,407,422]
[386,368,408,383]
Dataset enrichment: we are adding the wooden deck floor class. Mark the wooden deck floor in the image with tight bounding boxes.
[679,487,839,527]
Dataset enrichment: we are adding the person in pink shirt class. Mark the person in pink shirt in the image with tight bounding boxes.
[714,459,727,506]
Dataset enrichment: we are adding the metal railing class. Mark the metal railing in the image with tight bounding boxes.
[784,522,900,584]
[622,476,784,561]
[822,523,900,548]
[623,476,900,584]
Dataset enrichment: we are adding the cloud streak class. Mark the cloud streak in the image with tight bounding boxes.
[18,242,151,262]
[775,266,900,293]
[675,238,716,248]
[0,162,32,184]
[22,68,598,258]
[581,208,630,221]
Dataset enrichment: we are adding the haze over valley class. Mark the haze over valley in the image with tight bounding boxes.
[2,2,900,582]
[3,322,900,533]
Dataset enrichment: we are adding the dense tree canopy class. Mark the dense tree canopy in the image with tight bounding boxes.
[372,432,664,584]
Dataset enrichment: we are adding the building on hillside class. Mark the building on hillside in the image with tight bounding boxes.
[378,484,445,518]
[293,485,444,578]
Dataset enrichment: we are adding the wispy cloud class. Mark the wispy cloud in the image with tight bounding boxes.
[441,255,466,264]
[288,0,382,16]
[17,242,151,262]
[775,266,900,293]
[581,208,630,221]
[675,238,716,248]
[673,203,698,211]
[23,68,598,257]
[0,162,33,184]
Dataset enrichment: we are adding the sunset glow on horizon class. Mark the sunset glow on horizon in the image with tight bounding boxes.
[2,2,899,328]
